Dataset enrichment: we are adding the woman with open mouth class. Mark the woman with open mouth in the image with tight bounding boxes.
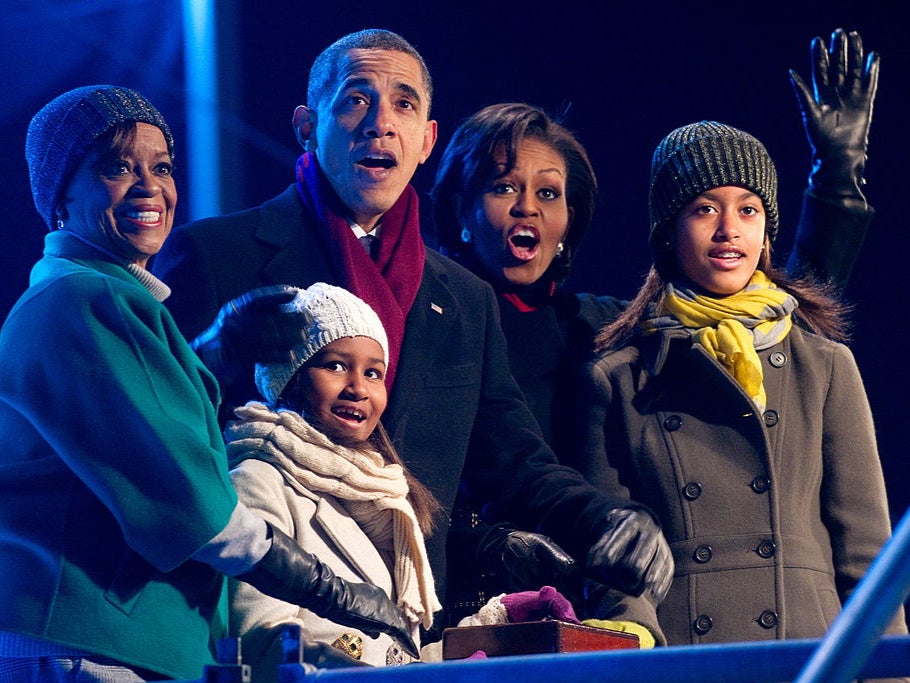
[429,28,881,632]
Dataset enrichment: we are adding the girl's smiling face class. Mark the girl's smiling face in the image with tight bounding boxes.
[462,138,572,286]
[673,185,767,296]
[292,336,387,445]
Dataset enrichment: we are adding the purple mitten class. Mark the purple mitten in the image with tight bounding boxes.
[500,585,580,624]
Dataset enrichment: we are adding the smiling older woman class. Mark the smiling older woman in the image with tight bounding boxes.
[0,85,416,682]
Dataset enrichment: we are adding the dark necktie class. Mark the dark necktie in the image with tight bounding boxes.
[359,233,378,260]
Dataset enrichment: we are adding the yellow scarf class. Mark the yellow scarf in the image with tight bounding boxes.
[641,271,797,411]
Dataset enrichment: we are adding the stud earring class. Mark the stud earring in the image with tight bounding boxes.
[461,227,472,243]
[554,242,565,257]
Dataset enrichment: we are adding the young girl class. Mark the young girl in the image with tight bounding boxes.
[225,282,441,672]
[573,121,906,650]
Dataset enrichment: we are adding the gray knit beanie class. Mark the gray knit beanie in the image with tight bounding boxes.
[648,121,778,251]
[25,85,175,230]
[255,283,389,404]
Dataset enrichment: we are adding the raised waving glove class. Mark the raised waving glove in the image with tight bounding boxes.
[236,522,419,659]
[479,524,578,592]
[585,508,674,603]
[191,285,304,384]
[789,28,879,205]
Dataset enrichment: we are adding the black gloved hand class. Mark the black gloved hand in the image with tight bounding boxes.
[479,524,578,592]
[236,522,419,659]
[585,508,674,603]
[191,285,304,385]
[789,28,880,204]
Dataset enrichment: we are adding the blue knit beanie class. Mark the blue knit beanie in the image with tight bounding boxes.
[25,85,175,230]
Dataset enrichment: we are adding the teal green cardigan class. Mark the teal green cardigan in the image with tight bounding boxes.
[0,230,238,680]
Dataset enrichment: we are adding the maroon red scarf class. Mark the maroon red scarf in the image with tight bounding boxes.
[295,152,425,388]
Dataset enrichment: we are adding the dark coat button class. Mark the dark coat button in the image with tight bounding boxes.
[683,482,702,500]
[763,410,779,427]
[756,540,777,558]
[758,610,779,629]
[693,615,713,635]
[769,351,787,368]
[693,545,713,563]
[751,476,771,493]
[664,415,682,431]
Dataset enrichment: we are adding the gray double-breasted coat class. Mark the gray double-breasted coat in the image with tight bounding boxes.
[573,324,906,647]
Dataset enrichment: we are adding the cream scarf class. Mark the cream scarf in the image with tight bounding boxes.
[225,402,441,629]
[641,271,797,412]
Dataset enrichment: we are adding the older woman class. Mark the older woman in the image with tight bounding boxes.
[0,85,414,682]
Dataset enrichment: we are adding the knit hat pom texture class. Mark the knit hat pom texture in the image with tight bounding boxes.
[255,283,389,404]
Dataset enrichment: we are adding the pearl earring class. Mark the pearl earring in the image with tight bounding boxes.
[461,227,472,243]
[555,242,564,257]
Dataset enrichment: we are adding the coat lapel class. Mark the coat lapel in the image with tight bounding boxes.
[256,185,336,287]
[383,253,461,433]
[312,496,393,592]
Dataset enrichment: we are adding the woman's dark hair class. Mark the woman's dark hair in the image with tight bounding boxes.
[430,102,597,284]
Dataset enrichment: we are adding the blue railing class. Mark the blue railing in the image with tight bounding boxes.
[191,504,910,682]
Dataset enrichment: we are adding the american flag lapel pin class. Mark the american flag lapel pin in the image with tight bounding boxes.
[430,302,443,315]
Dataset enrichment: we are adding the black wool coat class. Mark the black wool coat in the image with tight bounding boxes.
[151,185,635,604]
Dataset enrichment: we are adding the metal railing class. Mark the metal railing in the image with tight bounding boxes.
[190,504,910,682]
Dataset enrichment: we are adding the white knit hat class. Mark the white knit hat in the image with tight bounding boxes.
[254,283,389,404]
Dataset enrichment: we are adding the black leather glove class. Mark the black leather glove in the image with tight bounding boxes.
[789,28,879,206]
[191,284,304,385]
[479,523,578,592]
[236,522,419,659]
[585,508,674,603]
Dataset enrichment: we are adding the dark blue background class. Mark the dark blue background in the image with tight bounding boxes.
[3,1,907,523]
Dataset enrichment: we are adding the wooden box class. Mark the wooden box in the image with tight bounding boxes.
[442,620,640,659]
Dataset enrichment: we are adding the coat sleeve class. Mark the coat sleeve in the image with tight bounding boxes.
[583,582,666,646]
[786,190,872,292]
[820,343,907,634]
[228,459,307,666]
[0,271,237,571]
[567,356,664,644]
[563,357,635,498]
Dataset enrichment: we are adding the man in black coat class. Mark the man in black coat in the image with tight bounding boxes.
[152,28,673,634]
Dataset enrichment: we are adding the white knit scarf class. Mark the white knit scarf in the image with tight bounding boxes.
[225,402,440,629]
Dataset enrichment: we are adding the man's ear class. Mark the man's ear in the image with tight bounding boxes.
[292,106,315,152]
[417,119,438,165]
